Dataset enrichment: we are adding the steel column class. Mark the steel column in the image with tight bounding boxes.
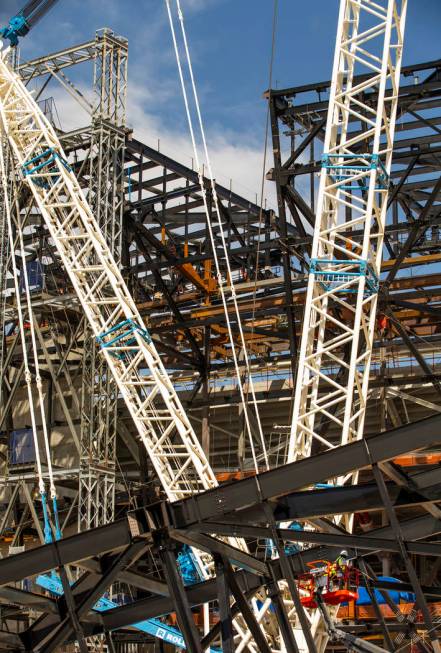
[160,543,202,653]
[214,554,234,653]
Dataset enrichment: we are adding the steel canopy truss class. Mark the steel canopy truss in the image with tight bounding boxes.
[0,49,216,503]
[290,0,407,464]
[0,416,439,652]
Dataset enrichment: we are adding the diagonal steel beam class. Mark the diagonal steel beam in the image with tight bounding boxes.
[384,175,441,286]
[371,463,441,653]
[221,556,272,653]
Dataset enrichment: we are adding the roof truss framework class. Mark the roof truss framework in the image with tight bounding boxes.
[0,417,439,651]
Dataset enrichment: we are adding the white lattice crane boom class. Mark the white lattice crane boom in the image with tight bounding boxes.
[289,0,407,470]
[0,48,216,504]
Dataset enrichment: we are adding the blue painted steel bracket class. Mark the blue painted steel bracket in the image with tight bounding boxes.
[96,319,152,359]
[22,148,72,189]
[0,15,29,46]
[266,521,303,558]
[322,153,389,190]
[178,545,205,586]
[36,574,221,652]
[310,258,379,296]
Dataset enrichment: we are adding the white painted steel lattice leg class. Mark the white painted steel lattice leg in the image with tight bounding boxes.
[287,2,407,650]
[0,48,215,503]
[78,29,128,537]
[289,0,407,470]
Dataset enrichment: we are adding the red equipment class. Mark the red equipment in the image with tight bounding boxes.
[298,560,360,609]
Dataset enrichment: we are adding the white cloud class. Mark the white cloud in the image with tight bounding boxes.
[126,81,275,208]
[45,54,276,211]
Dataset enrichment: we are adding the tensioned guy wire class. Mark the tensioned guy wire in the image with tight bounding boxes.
[165,0,269,472]
[0,135,60,542]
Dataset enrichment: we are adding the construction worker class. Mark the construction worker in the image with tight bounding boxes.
[329,550,350,591]
[335,549,350,569]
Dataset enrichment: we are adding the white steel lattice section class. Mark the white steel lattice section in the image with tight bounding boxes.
[79,29,128,534]
[289,0,407,465]
[0,49,216,503]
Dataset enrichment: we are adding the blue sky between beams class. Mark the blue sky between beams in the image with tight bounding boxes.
[0,0,440,206]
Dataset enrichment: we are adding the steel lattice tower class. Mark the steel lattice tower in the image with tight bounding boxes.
[290,0,407,469]
[78,29,128,533]
[288,4,408,647]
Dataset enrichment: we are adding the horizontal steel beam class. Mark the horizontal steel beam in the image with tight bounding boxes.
[193,466,441,525]
[187,524,441,557]
[19,41,97,80]
[126,139,270,218]
[0,519,133,586]
[264,59,441,99]
[169,415,441,527]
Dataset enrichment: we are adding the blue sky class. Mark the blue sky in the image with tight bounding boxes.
[1,0,440,202]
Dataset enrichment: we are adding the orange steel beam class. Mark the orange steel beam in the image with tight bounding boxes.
[216,453,441,483]
[393,453,441,466]
[137,271,441,315]
[382,253,441,270]
[338,602,441,620]
[176,262,217,294]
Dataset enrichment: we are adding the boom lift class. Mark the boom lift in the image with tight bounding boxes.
[317,595,391,653]
[299,559,360,609]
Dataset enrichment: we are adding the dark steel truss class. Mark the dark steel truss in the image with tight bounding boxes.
[0,417,439,651]
[266,57,441,363]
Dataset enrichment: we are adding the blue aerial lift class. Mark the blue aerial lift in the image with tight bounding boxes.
[1,0,60,46]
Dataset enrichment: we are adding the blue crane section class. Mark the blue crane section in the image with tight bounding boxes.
[1,0,60,45]
[36,574,221,652]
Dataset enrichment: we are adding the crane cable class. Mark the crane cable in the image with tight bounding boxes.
[0,138,60,543]
[0,140,10,411]
[248,0,279,386]
[165,0,269,472]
